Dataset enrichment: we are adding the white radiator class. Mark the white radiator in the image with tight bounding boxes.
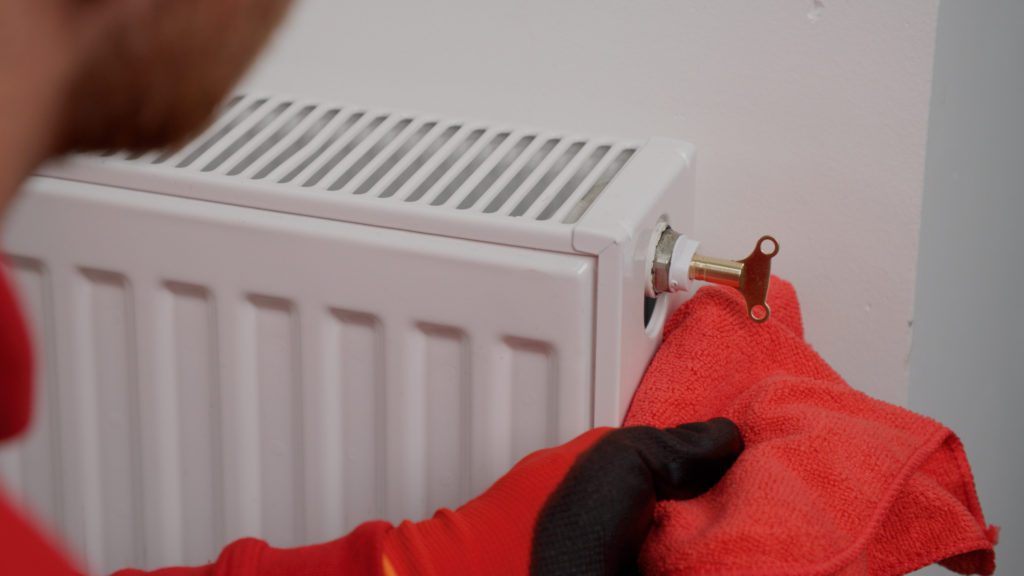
[0,94,694,573]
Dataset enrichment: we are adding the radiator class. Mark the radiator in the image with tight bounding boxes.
[0,94,696,573]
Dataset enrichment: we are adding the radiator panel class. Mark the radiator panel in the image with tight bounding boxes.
[3,95,696,574]
[2,178,596,573]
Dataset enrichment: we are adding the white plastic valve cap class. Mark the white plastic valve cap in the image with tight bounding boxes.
[668,235,701,293]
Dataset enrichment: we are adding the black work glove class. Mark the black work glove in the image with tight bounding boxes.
[530,418,743,576]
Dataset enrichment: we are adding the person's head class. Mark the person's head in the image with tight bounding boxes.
[11,0,292,157]
[0,0,292,441]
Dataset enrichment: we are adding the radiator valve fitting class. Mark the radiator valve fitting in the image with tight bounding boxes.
[650,227,779,323]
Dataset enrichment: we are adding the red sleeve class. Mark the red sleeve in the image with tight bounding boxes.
[111,522,391,576]
[1,485,390,576]
[0,488,83,576]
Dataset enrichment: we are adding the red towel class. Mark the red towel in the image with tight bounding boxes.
[625,278,998,575]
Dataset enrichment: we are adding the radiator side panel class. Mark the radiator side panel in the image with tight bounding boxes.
[574,138,696,426]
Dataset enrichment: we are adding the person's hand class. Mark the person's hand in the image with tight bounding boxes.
[531,419,744,575]
[381,418,744,576]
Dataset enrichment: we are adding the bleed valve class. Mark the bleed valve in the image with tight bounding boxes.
[649,227,779,323]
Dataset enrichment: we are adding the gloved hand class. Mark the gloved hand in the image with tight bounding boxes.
[382,418,743,576]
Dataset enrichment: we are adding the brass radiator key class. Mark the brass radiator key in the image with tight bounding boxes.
[651,228,779,323]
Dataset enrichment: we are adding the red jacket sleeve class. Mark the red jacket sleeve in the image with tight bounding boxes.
[112,522,391,576]
[1,486,389,576]
[0,488,83,576]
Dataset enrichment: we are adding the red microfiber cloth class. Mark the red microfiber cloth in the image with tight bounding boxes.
[625,278,998,575]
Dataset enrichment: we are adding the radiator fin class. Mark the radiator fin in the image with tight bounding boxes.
[456,135,535,210]
[228,105,316,176]
[378,124,461,199]
[509,141,586,217]
[506,337,559,460]
[164,282,223,562]
[80,269,144,570]
[252,108,341,180]
[303,114,389,188]
[429,132,510,206]
[99,94,639,226]
[482,138,560,214]
[324,310,384,533]
[418,324,471,517]
[176,98,267,169]
[563,148,637,224]
[203,102,293,173]
[405,128,486,203]
[328,118,414,191]
[537,145,611,220]
[353,121,437,196]
[247,295,305,547]
[279,112,366,184]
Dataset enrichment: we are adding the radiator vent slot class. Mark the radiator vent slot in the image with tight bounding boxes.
[103,94,639,225]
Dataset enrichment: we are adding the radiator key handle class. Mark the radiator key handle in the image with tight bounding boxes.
[650,227,779,323]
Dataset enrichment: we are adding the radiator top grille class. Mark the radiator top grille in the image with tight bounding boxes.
[101,94,639,225]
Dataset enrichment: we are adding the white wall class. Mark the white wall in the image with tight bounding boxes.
[910,1,1024,573]
[242,0,938,403]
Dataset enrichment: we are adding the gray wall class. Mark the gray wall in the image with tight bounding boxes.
[909,0,1024,574]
